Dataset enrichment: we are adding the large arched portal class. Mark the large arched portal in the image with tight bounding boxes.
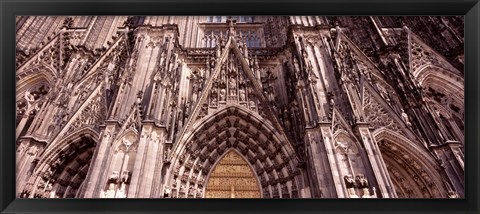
[415,65,464,143]
[205,150,261,198]
[20,129,98,198]
[374,130,448,198]
[167,106,301,198]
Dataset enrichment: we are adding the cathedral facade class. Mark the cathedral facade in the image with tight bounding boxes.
[15,16,465,198]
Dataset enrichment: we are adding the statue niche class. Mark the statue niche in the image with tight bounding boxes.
[334,133,375,198]
[100,132,137,198]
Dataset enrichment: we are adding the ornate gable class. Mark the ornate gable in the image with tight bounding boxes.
[362,82,421,143]
[410,34,461,78]
[66,87,108,135]
[193,47,268,120]
[331,108,358,141]
[16,36,61,78]
[179,23,288,143]
[113,94,144,143]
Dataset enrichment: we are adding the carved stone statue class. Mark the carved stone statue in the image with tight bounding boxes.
[180,184,186,193]
[344,175,357,197]
[356,175,369,189]
[229,78,237,96]
[211,97,218,106]
[121,171,130,183]
[448,190,459,198]
[27,145,38,156]
[401,110,412,126]
[103,183,116,198]
[188,186,195,196]
[163,185,171,198]
[220,89,226,101]
[109,171,119,182]
[239,88,246,101]
[115,182,126,198]
[192,83,199,103]
[196,188,203,198]
[164,147,172,161]
[25,91,36,106]
[49,189,56,198]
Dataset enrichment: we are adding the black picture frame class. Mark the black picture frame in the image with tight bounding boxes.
[1,0,479,214]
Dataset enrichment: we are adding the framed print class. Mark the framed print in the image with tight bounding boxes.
[1,0,479,214]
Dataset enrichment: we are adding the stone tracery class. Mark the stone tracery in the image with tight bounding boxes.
[15,16,463,199]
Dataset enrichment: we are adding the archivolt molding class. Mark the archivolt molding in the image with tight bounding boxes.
[331,109,357,140]
[38,127,99,170]
[381,152,429,198]
[167,106,300,198]
[22,127,98,198]
[416,65,463,99]
[373,129,447,198]
[418,66,464,120]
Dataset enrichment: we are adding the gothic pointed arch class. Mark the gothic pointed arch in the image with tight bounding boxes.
[417,65,464,142]
[16,64,55,100]
[331,130,377,198]
[166,106,300,198]
[205,149,262,198]
[331,109,359,140]
[331,33,412,134]
[15,66,53,138]
[19,127,99,198]
[373,129,448,198]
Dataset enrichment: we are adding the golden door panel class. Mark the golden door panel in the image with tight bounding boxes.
[205,150,261,198]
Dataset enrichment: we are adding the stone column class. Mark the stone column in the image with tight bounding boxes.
[429,141,464,197]
[127,124,166,197]
[356,124,397,198]
[16,115,31,139]
[305,128,337,198]
[81,123,116,198]
[16,139,46,197]
[318,125,345,198]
